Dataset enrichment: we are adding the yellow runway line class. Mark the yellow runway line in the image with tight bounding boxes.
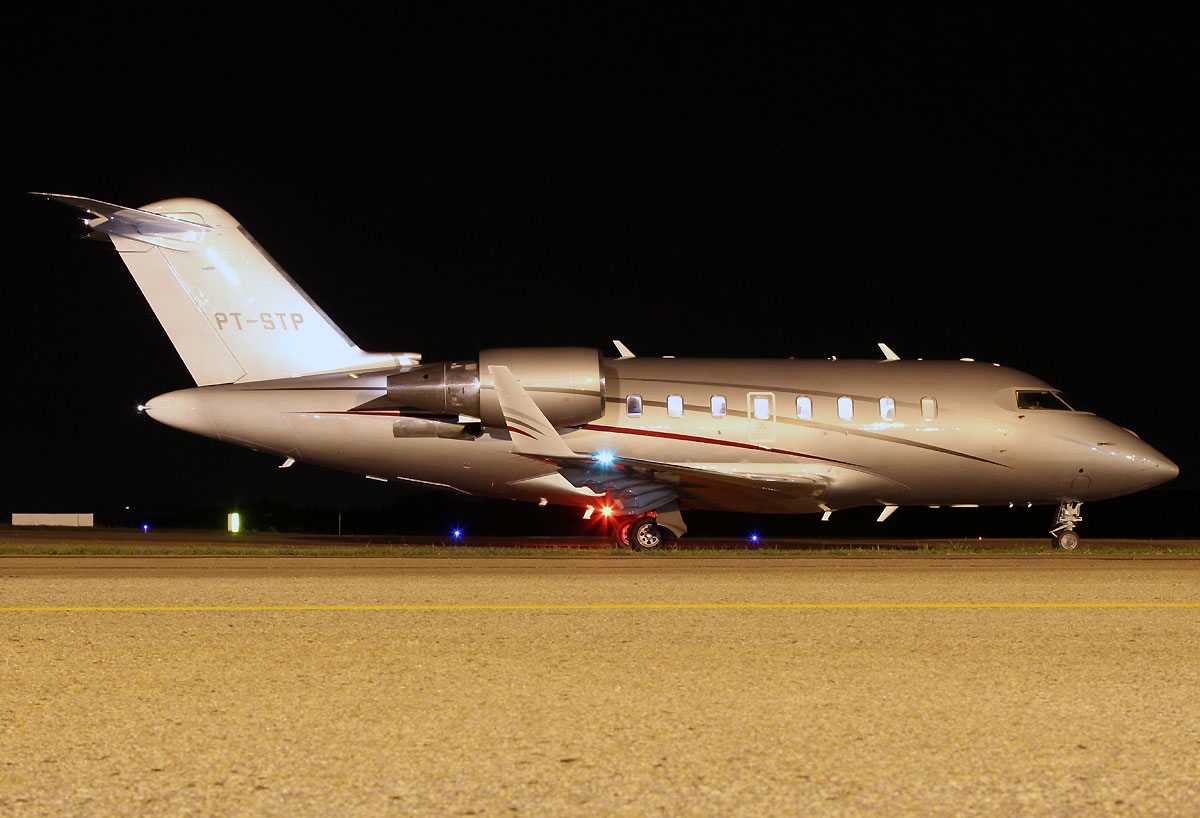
[3,601,1200,612]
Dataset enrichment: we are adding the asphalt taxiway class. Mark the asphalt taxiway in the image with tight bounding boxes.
[3,554,1199,816]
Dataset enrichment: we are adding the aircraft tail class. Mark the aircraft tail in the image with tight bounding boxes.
[36,194,419,385]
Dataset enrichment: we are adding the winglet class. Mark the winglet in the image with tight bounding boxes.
[613,340,636,359]
[489,365,584,460]
[878,342,900,361]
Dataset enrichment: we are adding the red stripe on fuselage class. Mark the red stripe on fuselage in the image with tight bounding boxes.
[580,423,860,467]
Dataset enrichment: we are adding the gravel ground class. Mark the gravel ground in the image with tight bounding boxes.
[2,556,1198,816]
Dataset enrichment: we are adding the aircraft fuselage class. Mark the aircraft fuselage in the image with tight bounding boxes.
[143,356,1174,516]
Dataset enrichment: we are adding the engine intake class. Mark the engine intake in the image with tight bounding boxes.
[387,347,605,429]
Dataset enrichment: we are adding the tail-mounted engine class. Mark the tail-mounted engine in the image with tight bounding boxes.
[386,347,605,429]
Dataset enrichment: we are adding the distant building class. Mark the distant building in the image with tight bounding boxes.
[11,513,94,527]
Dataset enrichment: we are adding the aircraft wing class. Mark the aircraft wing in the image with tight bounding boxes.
[552,455,833,516]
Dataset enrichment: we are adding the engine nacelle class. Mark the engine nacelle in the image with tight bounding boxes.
[386,347,605,429]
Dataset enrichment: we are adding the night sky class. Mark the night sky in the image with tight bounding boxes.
[5,11,1197,538]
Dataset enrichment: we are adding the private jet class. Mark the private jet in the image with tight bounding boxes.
[36,193,1178,549]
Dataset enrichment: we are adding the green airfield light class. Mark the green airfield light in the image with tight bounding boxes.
[228,512,241,534]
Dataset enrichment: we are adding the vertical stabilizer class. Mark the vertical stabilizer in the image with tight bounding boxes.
[36,194,415,385]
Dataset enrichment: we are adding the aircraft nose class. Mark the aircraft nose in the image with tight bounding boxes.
[1147,450,1180,485]
[1108,432,1178,492]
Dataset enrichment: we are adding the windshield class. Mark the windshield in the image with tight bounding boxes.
[1015,390,1075,411]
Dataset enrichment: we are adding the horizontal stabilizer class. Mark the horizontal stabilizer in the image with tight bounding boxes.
[33,193,213,249]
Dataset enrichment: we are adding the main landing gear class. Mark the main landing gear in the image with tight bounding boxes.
[1051,501,1083,550]
[616,515,676,551]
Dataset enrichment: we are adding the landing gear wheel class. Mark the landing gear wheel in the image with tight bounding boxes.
[630,517,666,551]
[616,520,634,548]
[1055,530,1080,551]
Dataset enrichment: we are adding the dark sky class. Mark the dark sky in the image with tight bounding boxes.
[4,10,1197,536]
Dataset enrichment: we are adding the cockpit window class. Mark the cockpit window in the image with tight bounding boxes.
[1016,390,1074,411]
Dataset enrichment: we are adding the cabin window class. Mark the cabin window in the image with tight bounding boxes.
[837,396,853,420]
[626,395,643,417]
[711,395,727,418]
[752,395,771,420]
[1016,390,1074,411]
[921,397,938,420]
[796,396,812,419]
[879,397,896,420]
[667,395,684,418]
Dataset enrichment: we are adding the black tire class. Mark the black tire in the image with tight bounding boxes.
[1056,530,1080,551]
[630,517,664,551]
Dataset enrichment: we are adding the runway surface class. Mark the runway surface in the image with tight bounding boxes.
[3,555,1199,816]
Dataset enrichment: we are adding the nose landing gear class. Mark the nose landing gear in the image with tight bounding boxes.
[1051,501,1083,550]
